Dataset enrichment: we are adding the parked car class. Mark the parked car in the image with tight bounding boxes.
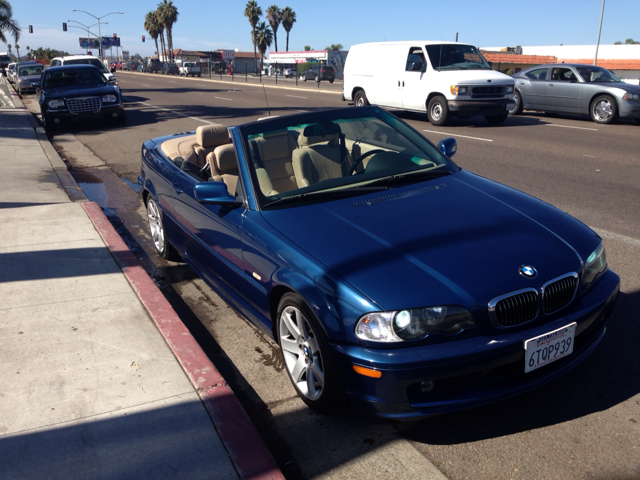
[344,41,516,126]
[0,52,11,76]
[283,68,295,78]
[138,106,619,420]
[137,63,144,72]
[179,61,201,77]
[509,63,640,124]
[49,55,118,87]
[15,62,45,95]
[162,62,180,75]
[36,64,125,133]
[6,62,17,83]
[7,61,39,85]
[301,64,335,83]
[145,58,163,73]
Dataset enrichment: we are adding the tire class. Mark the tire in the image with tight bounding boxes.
[353,90,369,107]
[427,95,450,126]
[485,113,509,124]
[508,90,523,115]
[115,111,126,125]
[147,197,179,261]
[277,292,343,411]
[329,79,334,84]
[590,95,618,124]
[198,73,201,77]
[42,112,55,134]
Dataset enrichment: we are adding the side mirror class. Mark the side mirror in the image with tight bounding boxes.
[438,137,457,158]
[194,182,241,206]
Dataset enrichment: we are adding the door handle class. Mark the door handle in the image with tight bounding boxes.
[172,183,183,194]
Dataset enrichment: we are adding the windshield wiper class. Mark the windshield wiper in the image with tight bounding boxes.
[263,186,389,208]
[363,168,452,188]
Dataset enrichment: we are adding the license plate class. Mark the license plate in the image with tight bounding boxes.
[524,323,576,373]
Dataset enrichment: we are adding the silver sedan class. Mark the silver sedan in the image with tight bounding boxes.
[509,63,640,124]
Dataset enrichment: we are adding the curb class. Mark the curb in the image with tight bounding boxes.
[83,201,284,480]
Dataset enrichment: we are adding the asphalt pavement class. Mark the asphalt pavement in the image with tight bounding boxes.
[0,76,283,479]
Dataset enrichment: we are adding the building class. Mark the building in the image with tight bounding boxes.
[482,44,640,84]
[268,50,348,79]
[159,49,263,75]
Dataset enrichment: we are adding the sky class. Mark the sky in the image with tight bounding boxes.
[3,0,640,58]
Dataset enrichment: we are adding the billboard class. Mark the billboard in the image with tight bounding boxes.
[78,37,121,48]
[79,38,101,49]
[122,50,129,60]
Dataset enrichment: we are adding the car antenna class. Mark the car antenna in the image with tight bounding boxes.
[262,84,271,116]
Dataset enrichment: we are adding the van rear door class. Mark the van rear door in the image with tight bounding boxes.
[371,44,405,107]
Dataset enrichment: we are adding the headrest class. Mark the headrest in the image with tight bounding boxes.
[214,144,237,174]
[197,124,228,148]
[299,122,341,146]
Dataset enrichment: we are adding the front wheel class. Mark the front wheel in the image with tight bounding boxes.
[591,95,618,124]
[485,113,509,124]
[427,95,450,126]
[277,293,343,411]
[353,90,369,107]
[147,197,179,261]
[508,91,523,115]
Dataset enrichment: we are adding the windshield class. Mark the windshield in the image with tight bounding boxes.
[575,66,623,83]
[240,107,457,209]
[425,44,491,70]
[18,65,44,76]
[65,58,109,73]
[42,68,108,88]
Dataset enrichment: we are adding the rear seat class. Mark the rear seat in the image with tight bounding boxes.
[160,124,229,169]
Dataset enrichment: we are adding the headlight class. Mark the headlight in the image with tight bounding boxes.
[102,94,117,103]
[506,86,514,93]
[623,93,639,101]
[583,243,607,288]
[47,99,65,108]
[355,305,475,342]
[450,86,468,95]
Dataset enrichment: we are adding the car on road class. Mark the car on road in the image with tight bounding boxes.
[36,64,125,134]
[162,62,180,75]
[179,61,201,77]
[0,52,11,76]
[138,106,619,419]
[283,68,295,78]
[49,55,119,87]
[15,62,45,95]
[301,64,335,83]
[509,63,640,124]
[145,58,163,73]
[6,62,17,83]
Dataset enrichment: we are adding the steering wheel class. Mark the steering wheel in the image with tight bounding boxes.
[348,149,386,175]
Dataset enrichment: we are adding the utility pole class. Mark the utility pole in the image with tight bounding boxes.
[594,0,605,66]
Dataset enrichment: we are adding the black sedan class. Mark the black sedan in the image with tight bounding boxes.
[36,65,125,133]
[161,62,180,75]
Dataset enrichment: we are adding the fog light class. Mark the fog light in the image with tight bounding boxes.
[54,118,61,124]
[353,365,382,378]
[112,112,118,118]
[420,380,434,393]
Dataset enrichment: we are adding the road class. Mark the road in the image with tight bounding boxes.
[18,71,640,479]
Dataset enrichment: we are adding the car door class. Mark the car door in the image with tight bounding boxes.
[170,167,249,301]
[517,67,549,109]
[400,46,429,111]
[545,67,583,112]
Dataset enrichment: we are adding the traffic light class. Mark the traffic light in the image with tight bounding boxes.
[62,22,67,31]
[142,35,145,42]
[88,51,92,55]
[113,33,117,38]
[29,25,33,33]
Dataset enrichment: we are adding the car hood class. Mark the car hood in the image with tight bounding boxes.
[19,74,43,83]
[43,84,117,97]
[446,68,514,85]
[262,171,598,312]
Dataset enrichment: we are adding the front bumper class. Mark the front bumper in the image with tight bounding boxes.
[619,101,640,120]
[43,104,125,125]
[448,98,513,117]
[330,268,619,420]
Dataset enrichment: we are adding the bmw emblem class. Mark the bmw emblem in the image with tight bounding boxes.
[519,265,537,278]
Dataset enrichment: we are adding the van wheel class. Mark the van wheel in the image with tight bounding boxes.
[427,96,449,126]
[354,90,369,107]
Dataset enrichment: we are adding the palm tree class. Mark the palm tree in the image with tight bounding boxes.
[15,43,19,60]
[6,44,11,56]
[253,21,273,72]
[157,0,178,60]
[0,0,20,45]
[144,11,161,61]
[281,7,296,52]
[325,44,343,51]
[26,45,30,59]
[244,1,262,73]
[265,5,281,52]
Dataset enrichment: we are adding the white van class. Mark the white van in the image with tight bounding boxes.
[49,55,119,87]
[343,41,515,125]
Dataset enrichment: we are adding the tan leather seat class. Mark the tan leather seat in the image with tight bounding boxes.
[292,124,351,188]
[252,130,299,193]
[194,124,229,167]
[209,144,239,195]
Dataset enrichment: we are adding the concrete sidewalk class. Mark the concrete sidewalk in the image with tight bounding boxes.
[0,82,282,479]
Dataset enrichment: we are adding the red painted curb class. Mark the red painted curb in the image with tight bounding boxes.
[82,201,284,480]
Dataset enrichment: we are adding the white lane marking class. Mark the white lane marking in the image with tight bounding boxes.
[196,84,206,87]
[123,99,215,124]
[141,84,150,87]
[594,228,640,249]
[286,95,307,99]
[423,129,493,142]
[214,96,233,101]
[168,81,177,83]
[546,124,598,131]
[584,154,596,158]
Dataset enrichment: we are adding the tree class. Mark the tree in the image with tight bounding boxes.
[304,45,311,51]
[244,1,262,73]
[144,11,161,61]
[0,0,20,45]
[15,43,19,59]
[6,44,11,56]
[614,38,639,45]
[281,6,296,52]
[325,44,343,51]
[253,21,273,72]
[157,0,178,60]
[266,5,281,52]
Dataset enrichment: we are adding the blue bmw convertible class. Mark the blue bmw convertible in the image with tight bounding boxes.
[138,106,619,419]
